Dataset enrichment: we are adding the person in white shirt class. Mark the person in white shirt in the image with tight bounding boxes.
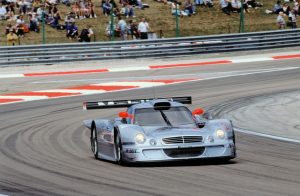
[276,11,285,29]
[117,16,127,40]
[138,18,149,39]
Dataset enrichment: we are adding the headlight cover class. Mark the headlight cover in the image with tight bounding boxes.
[216,129,226,139]
[135,133,146,144]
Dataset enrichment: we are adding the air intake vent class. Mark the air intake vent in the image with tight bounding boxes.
[162,136,203,144]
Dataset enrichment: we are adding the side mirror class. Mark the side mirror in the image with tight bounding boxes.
[192,108,205,116]
[119,111,129,118]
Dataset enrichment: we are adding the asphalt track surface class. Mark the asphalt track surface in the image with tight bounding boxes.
[0,57,300,196]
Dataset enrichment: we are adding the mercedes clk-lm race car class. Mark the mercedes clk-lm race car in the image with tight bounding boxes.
[83,96,236,164]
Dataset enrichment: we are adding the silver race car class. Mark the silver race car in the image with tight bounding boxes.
[83,96,236,164]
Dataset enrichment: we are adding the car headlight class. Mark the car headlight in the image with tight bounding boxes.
[216,129,226,139]
[135,133,146,144]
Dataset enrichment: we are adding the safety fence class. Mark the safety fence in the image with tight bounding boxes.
[1,29,300,67]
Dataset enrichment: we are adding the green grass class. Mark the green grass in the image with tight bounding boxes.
[0,0,297,45]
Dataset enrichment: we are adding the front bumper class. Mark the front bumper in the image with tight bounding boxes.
[122,142,236,162]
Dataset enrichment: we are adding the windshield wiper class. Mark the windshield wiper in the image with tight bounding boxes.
[160,110,173,127]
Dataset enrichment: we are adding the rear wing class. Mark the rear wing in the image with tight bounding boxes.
[83,96,192,110]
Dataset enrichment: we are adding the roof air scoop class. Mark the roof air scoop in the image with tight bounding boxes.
[153,102,171,110]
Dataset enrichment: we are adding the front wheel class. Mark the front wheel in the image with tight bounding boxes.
[115,133,124,165]
[91,128,99,159]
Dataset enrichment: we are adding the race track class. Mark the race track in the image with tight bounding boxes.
[0,57,300,196]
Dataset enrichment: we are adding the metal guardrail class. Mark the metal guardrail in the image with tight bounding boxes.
[1,29,300,66]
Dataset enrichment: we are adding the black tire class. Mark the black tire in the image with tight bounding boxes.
[115,133,124,165]
[91,127,99,159]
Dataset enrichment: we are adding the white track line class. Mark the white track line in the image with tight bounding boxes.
[0,74,24,78]
[92,81,166,87]
[108,66,150,72]
[201,67,299,81]
[235,128,300,144]
[231,57,273,63]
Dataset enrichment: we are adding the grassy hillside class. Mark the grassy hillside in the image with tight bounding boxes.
[0,0,296,45]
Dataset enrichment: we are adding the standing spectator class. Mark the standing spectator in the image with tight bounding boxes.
[277,11,285,29]
[288,10,297,28]
[117,16,127,40]
[7,29,18,46]
[138,17,149,39]
[128,19,139,39]
[105,20,115,37]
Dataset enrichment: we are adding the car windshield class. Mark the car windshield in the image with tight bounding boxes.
[134,106,196,126]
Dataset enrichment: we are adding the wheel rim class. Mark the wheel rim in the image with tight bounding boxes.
[115,136,121,161]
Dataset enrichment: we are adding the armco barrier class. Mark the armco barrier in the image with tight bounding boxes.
[1,29,300,66]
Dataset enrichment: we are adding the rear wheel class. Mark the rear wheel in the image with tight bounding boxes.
[91,128,98,159]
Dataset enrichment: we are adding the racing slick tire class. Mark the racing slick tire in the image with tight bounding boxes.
[91,127,99,159]
[115,133,125,165]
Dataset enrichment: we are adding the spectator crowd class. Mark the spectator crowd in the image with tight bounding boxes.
[265,0,299,29]
[0,0,299,45]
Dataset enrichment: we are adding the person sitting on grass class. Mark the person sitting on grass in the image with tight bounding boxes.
[78,25,94,42]
[245,0,262,9]
[184,0,196,16]
[66,21,78,39]
[124,3,135,18]
[266,0,282,14]
[49,12,61,29]
[6,3,15,21]
[7,29,19,46]
[102,0,113,16]
[28,13,39,32]
[0,3,7,20]
[220,0,232,15]
[15,15,25,37]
